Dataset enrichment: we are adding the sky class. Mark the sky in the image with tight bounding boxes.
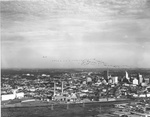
[1,0,150,68]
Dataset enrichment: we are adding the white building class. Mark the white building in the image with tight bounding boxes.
[108,78,113,84]
[82,81,86,85]
[2,94,16,101]
[133,78,138,85]
[125,71,129,80]
[87,77,92,82]
[112,77,118,84]
[16,92,24,99]
[139,74,143,84]
[26,74,30,76]
[42,74,47,77]
[1,90,24,101]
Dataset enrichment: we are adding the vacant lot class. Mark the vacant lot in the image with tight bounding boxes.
[2,103,114,117]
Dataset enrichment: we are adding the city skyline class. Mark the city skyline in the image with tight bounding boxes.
[1,0,150,68]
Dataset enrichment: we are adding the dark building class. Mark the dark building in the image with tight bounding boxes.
[103,70,109,82]
[137,73,140,81]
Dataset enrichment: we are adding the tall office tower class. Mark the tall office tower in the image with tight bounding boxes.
[104,70,109,82]
[137,73,143,84]
[137,73,139,80]
[125,71,129,79]
[139,74,143,84]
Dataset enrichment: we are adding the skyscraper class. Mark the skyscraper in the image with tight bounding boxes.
[104,70,109,82]
[125,71,129,80]
[137,73,143,84]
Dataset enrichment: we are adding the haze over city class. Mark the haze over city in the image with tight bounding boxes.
[1,0,150,68]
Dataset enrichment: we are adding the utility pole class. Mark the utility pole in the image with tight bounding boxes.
[67,103,69,109]
[51,104,54,110]
[54,82,56,96]
[83,102,85,107]
[107,84,109,101]
[99,105,101,113]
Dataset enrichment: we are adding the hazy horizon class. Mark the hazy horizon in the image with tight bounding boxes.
[1,0,150,68]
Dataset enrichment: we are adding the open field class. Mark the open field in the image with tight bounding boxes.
[2,104,113,117]
[1,99,131,117]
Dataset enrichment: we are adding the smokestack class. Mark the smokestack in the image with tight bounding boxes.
[62,81,63,95]
[54,82,56,96]
[13,89,17,98]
